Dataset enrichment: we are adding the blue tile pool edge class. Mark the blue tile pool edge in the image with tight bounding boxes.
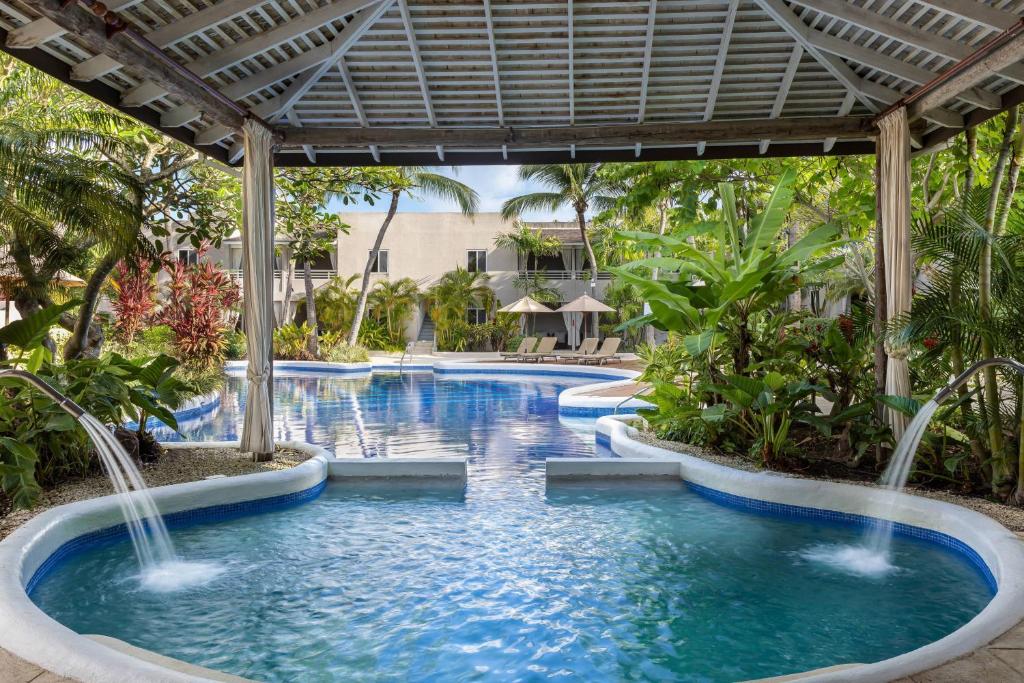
[24,478,328,596]
[600,430,998,594]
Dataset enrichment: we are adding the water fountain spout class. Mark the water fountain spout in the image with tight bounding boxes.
[806,357,1024,575]
[933,357,1024,404]
[0,368,224,590]
[0,369,86,419]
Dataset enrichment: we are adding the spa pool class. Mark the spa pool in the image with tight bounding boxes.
[29,371,994,682]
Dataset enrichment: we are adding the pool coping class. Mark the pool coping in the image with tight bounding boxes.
[594,415,1024,682]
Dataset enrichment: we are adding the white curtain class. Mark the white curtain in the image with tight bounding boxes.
[240,119,276,459]
[560,247,575,274]
[878,107,913,441]
[562,311,583,349]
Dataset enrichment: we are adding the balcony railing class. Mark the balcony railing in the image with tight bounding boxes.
[228,269,337,280]
[517,269,612,281]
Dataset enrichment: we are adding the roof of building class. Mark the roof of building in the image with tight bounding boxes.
[2,1,1021,165]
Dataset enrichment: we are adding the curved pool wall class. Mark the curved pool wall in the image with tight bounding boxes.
[1,365,1022,682]
[595,415,1024,682]
[0,441,331,683]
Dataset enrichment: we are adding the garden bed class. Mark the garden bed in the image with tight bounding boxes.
[0,445,312,541]
[634,430,1024,534]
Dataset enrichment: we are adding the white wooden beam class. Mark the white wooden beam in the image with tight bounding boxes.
[917,0,1019,31]
[69,0,257,82]
[754,0,880,112]
[189,0,377,78]
[286,108,316,163]
[6,1,138,50]
[760,45,802,154]
[908,32,1024,121]
[337,57,379,161]
[129,0,382,112]
[122,80,171,107]
[824,90,855,152]
[70,54,121,82]
[482,0,505,126]
[568,0,575,127]
[280,116,877,148]
[802,23,1002,109]
[161,104,202,128]
[791,0,1024,84]
[754,0,963,128]
[699,0,739,156]
[637,0,657,123]
[397,0,440,159]
[191,1,392,144]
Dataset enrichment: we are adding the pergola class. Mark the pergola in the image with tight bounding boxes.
[1,0,1023,456]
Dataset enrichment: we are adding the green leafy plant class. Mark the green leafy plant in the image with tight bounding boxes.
[0,304,187,508]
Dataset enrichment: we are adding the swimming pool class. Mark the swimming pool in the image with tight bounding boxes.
[28,370,995,682]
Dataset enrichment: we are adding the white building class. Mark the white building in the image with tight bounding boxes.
[199,212,610,346]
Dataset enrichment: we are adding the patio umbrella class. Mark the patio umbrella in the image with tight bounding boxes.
[557,294,614,349]
[498,296,555,336]
[0,269,86,324]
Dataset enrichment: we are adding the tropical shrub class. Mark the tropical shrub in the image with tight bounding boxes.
[273,323,317,361]
[110,258,156,344]
[155,256,240,368]
[0,305,187,508]
[424,268,495,351]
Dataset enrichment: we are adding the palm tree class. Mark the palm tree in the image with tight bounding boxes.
[315,274,360,333]
[348,168,479,345]
[368,277,419,345]
[494,220,562,271]
[501,164,618,334]
[423,268,495,349]
[0,56,142,357]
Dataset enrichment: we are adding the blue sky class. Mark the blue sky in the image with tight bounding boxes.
[333,165,577,221]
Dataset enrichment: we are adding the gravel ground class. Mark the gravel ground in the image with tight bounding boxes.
[0,446,311,541]
[635,430,1024,533]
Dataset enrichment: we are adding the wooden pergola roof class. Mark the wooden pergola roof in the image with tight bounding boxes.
[2,0,1023,166]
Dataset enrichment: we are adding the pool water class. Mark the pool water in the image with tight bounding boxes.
[31,372,993,682]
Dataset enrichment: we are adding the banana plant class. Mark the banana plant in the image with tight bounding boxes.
[610,169,844,375]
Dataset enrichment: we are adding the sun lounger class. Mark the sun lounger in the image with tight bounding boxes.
[579,337,622,365]
[555,337,598,364]
[500,336,536,361]
[519,336,557,362]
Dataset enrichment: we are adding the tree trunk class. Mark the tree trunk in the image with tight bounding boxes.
[349,190,400,346]
[282,255,295,326]
[980,109,1019,492]
[64,250,120,360]
[303,261,318,357]
[577,208,600,338]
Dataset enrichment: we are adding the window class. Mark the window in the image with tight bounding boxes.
[467,307,487,325]
[467,249,487,273]
[177,249,199,265]
[369,250,389,274]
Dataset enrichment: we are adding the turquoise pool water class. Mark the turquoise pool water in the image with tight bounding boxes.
[31,371,993,682]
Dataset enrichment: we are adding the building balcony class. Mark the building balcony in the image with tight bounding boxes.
[228,269,338,280]
[516,269,612,281]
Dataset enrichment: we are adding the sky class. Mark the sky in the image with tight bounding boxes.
[331,165,578,221]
